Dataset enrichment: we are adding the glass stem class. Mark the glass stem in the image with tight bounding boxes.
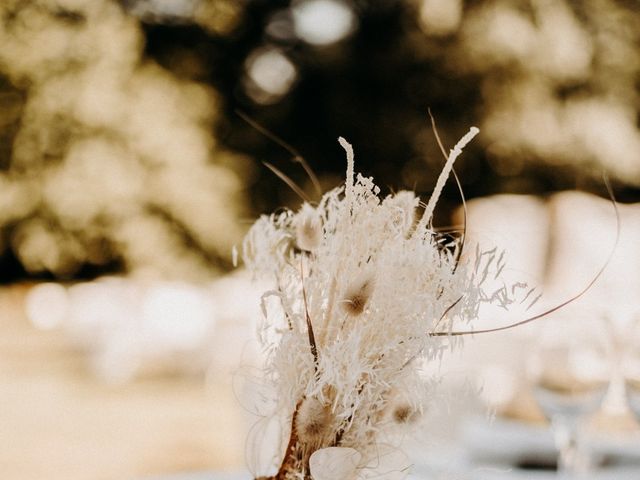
[552,415,586,477]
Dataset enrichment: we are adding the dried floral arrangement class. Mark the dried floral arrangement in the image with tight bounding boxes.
[241,126,616,480]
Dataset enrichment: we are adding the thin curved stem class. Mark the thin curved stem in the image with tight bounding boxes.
[431,175,620,337]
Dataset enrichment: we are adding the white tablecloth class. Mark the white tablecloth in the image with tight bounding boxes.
[146,416,640,480]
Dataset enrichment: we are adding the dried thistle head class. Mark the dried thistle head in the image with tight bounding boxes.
[295,395,334,445]
[340,274,374,316]
[392,404,419,424]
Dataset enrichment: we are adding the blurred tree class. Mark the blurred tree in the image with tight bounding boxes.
[451,0,640,190]
[0,0,248,281]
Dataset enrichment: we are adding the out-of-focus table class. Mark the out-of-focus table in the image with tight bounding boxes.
[0,285,247,480]
[146,467,640,480]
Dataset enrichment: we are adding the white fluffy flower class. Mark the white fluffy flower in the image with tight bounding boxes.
[243,128,515,479]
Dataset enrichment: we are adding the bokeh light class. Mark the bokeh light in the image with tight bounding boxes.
[292,0,356,46]
[244,47,298,104]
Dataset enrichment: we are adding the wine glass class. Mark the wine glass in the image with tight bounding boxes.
[622,318,640,422]
[627,376,640,422]
[528,316,611,477]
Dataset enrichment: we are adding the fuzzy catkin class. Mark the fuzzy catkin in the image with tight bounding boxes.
[341,278,374,316]
[295,396,333,444]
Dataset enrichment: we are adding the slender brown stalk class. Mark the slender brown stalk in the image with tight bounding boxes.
[264,162,312,203]
[260,403,302,480]
[431,175,620,337]
[236,110,322,199]
[300,259,319,368]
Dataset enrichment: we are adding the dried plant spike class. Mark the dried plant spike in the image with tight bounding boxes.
[416,126,479,233]
[338,136,355,201]
[428,110,468,272]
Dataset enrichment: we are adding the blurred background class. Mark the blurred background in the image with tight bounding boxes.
[0,0,639,479]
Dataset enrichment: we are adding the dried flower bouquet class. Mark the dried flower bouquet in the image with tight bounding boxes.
[242,128,531,480]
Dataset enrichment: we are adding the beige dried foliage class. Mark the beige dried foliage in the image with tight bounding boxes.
[243,130,530,479]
